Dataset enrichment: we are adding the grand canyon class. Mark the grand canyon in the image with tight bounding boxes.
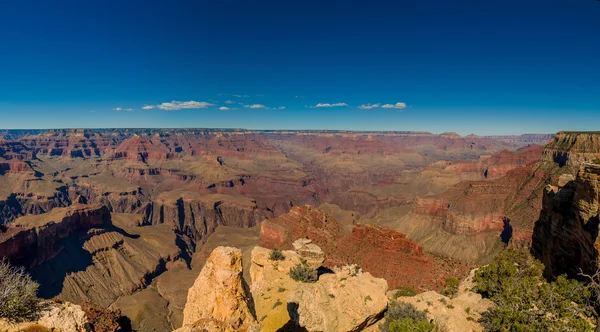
[6,128,600,331]
[2,1,599,331]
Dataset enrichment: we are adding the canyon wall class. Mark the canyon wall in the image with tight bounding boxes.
[532,163,600,278]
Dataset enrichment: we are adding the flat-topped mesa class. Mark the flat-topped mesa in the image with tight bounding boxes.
[532,162,600,278]
[0,204,111,268]
[542,132,600,167]
[111,135,178,161]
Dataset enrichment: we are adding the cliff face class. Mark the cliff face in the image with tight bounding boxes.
[146,193,262,242]
[0,204,110,268]
[542,132,600,167]
[532,163,600,278]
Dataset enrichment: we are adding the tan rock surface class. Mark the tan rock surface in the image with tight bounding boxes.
[181,246,259,332]
[250,246,303,331]
[287,266,388,332]
[394,269,493,332]
[292,238,325,269]
[0,301,91,332]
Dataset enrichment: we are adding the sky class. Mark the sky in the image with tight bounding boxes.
[0,0,599,135]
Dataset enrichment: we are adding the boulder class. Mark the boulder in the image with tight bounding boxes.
[180,246,259,332]
[287,265,388,332]
[292,238,325,269]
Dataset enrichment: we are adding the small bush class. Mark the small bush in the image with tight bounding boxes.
[272,300,283,309]
[290,263,318,283]
[380,302,434,332]
[0,259,41,321]
[441,276,459,298]
[392,285,416,299]
[277,287,285,293]
[269,248,285,261]
[388,319,435,332]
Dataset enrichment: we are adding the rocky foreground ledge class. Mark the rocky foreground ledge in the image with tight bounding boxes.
[175,239,489,332]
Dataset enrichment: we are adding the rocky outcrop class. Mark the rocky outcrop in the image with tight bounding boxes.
[0,204,110,268]
[292,238,325,268]
[0,301,91,332]
[542,132,600,167]
[287,265,389,332]
[394,269,494,332]
[180,246,259,332]
[532,162,600,278]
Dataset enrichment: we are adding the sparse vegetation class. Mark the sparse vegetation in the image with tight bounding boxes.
[365,295,372,302]
[380,302,435,332]
[0,259,41,321]
[475,248,594,331]
[269,248,285,261]
[392,285,417,299]
[441,276,459,298]
[272,300,283,309]
[290,263,318,283]
[277,287,285,292]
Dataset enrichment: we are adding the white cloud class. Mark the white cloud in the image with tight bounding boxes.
[141,105,154,110]
[381,102,407,109]
[225,100,234,104]
[232,94,250,98]
[245,104,268,109]
[315,102,348,108]
[278,106,286,110]
[155,100,215,111]
[358,103,381,110]
[219,106,237,111]
[113,107,133,111]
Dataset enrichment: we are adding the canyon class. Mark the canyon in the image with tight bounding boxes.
[0,128,561,330]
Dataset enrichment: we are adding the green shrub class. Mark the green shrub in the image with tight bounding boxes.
[380,302,434,332]
[388,319,435,332]
[475,248,594,331]
[0,259,41,321]
[269,248,285,261]
[441,276,459,298]
[392,285,416,299]
[289,263,318,283]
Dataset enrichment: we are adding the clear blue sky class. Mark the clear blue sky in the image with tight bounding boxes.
[0,0,598,135]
